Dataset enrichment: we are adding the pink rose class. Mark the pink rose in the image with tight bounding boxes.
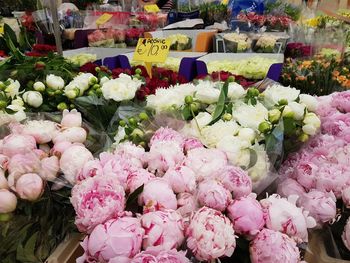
[163,165,196,194]
[80,216,144,262]
[60,145,93,185]
[61,109,82,127]
[342,186,350,208]
[0,189,17,213]
[145,141,184,176]
[53,127,87,144]
[39,156,60,181]
[183,138,204,153]
[126,168,154,194]
[0,169,8,189]
[51,141,72,157]
[342,217,350,251]
[7,153,41,177]
[186,207,236,261]
[130,251,157,263]
[176,193,198,218]
[22,120,58,144]
[297,190,336,225]
[141,210,184,251]
[15,173,43,201]
[215,165,252,199]
[277,178,306,198]
[260,194,316,243]
[197,180,231,211]
[2,134,36,157]
[157,250,190,263]
[76,159,103,182]
[331,91,350,113]
[250,228,302,263]
[150,127,184,148]
[185,148,228,182]
[227,194,264,236]
[71,175,125,233]
[140,178,177,211]
[115,142,146,168]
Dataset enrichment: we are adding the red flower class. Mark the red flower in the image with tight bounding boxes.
[80,62,99,74]
[0,50,6,57]
[25,51,45,57]
[32,44,56,52]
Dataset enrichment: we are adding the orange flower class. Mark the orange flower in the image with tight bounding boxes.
[296,76,306,81]
[338,75,346,82]
[302,61,312,68]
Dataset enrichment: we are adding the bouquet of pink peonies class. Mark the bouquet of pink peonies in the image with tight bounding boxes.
[72,127,315,263]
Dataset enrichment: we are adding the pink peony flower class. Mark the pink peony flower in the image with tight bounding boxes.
[139,178,177,211]
[150,127,184,148]
[0,169,8,189]
[277,178,306,198]
[141,210,185,251]
[7,153,41,176]
[157,250,190,263]
[130,251,157,263]
[61,109,82,127]
[15,173,43,201]
[76,159,103,182]
[183,138,204,153]
[114,142,146,168]
[60,145,93,185]
[294,161,318,190]
[126,168,154,194]
[0,189,17,213]
[215,165,252,199]
[297,190,336,225]
[53,127,87,144]
[39,156,60,181]
[250,228,302,263]
[1,134,36,157]
[79,216,144,262]
[0,154,9,170]
[186,207,236,261]
[331,91,350,113]
[227,194,265,236]
[197,180,231,211]
[342,217,350,251]
[185,148,228,182]
[22,120,58,144]
[176,192,198,218]
[51,141,72,157]
[163,165,196,194]
[145,141,184,176]
[260,194,316,243]
[342,186,350,208]
[71,175,125,233]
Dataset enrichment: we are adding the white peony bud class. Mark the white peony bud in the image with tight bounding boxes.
[46,74,65,90]
[289,102,305,120]
[299,94,318,112]
[33,81,46,92]
[302,112,321,136]
[23,91,43,108]
[99,76,110,85]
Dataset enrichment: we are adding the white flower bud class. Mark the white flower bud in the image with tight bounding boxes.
[33,81,46,92]
[23,91,43,108]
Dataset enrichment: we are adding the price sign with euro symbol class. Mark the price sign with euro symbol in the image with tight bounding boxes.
[133,38,170,78]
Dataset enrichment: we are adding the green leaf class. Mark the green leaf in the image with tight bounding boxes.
[209,81,228,124]
[126,184,144,212]
[4,24,18,47]
[283,117,296,136]
[247,148,258,169]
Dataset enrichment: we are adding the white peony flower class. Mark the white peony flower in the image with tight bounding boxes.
[192,112,212,128]
[64,83,80,99]
[22,91,43,108]
[33,81,46,92]
[247,144,270,182]
[228,82,246,100]
[5,79,20,99]
[7,97,25,112]
[216,136,250,167]
[263,84,300,108]
[195,87,220,104]
[233,102,268,131]
[237,127,256,144]
[101,74,141,102]
[99,76,110,85]
[288,101,305,120]
[201,120,239,147]
[302,112,321,136]
[46,74,65,90]
[299,94,318,112]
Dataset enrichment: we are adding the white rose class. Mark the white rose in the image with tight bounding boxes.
[46,74,65,90]
[201,120,239,147]
[233,102,268,131]
[5,79,20,98]
[33,81,46,92]
[228,82,246,100]
[302,112,321,136]
[100,76,110,85]
[101,74,141,102]
[263,84,300,108]
[195,87,220,104]
[299,94,318,112]
[237,127,256,144]
[22,91,43,108]
[288,101,305,120]
[247,144,270,182]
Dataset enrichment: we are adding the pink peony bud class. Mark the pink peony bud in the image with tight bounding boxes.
[150,127,184,148]
[250,228,302,263]
[53,127,87,144]
[39,156,60,181]
[126,168,154,194]
[294,161,318,190]
[0,169,8,189]
[177,193,198,218]
[141,210,184,251]
[76,159,103,182]
[0,189,17,213]
[215,165,252,199]
[342,186,350,208]
[130,251,157,263]
[0,154,9,170]
[185,148,228,182]
[140,178,177,211]
[163,165,196,194]
[15,173,43,201]
[2,134,36,157]
[342,217,350,251]
[7,153,41,176]
[61,109,82,127]
[79,216,144,262]
[227,194,265,237]
[197,180,231,211]
[277,178,306,198]
[186,207,236,261]
[51,141,72,157]
[297,190,336,225]
[33,149,48,160]
[183,137,204,153]
[157,250,190,263]
[22,120,58,144]
[60,145,93,185]
[260,194,316,243]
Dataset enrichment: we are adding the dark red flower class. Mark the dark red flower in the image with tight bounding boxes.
[32,44,56,52]
[26,51,45,57]
[0,50,6,57]
[80,62,99,74]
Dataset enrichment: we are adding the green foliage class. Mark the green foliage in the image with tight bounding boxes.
[209,81,228,124]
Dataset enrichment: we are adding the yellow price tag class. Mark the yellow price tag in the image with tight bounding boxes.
[221,0,229,5]
[144,4,160,13]
[96,13,113,26]
[133,38,170,78]
[0,25,4,35]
